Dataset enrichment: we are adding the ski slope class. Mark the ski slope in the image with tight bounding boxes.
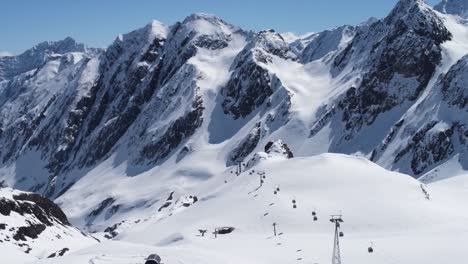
[28,153,468,264]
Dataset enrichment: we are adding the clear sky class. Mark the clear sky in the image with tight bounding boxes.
[1,0,440,55]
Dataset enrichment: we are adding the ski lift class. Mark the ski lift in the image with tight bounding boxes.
[313,216,318,221]
[312,211,316,216]
[276,187,280,192]
[368,242,374,253]
[263,175,266,179]
[292,199,296,204]
[339,231,344,237]
[274,191,278,195]
[293,204,297,209]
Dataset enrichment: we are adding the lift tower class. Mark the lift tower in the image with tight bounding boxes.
[330,215,344,264]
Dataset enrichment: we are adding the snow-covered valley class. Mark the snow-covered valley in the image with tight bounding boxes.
[1,0,468,263]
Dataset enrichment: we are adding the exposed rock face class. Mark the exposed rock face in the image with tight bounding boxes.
[394,122,455,175]
[86,197,117,226]
[264,140,294,159]
[46,21,170,177]
[228,122,263,166]
[222,30,294,119]
[47,248,70,258]
[301,25,357,64]
[12,193,70,226]
[332,0,451,137]
[310,0,453,157]
[0,188,94,257]
[0,192,70,228]
[139,90,205,164]
[379,56,468,176]
[246,140,294,169]
[439,55,468,108]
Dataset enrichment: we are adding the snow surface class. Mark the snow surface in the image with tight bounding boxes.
[280,32,314,43]
[22,153,468,264]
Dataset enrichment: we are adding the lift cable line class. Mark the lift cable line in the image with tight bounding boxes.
[241,168,368,264]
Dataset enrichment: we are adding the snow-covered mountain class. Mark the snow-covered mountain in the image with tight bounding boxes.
[435,0,468,18]
[1,0,468,262]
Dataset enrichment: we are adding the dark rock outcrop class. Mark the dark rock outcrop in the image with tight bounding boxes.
[264,140,294,159]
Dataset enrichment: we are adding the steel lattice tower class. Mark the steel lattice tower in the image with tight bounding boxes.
[330,215,344,264]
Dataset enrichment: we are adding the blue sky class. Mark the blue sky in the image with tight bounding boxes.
[1,0,440,55]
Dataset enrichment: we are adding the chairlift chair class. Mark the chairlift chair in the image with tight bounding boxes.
[368,242,374,253]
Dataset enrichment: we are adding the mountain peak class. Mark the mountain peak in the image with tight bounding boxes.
[253,29,283,46]
[383,0,451,42]
[183,13,224,24]
[113,20,168,49]
[31,37,86,55]
[435,0,468,18]
[144,20,169,40]
[180,13,239,33]
[242,28,296,62]
[387,0,430,22]
[0,37,90,80]
[166,12,241,41]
